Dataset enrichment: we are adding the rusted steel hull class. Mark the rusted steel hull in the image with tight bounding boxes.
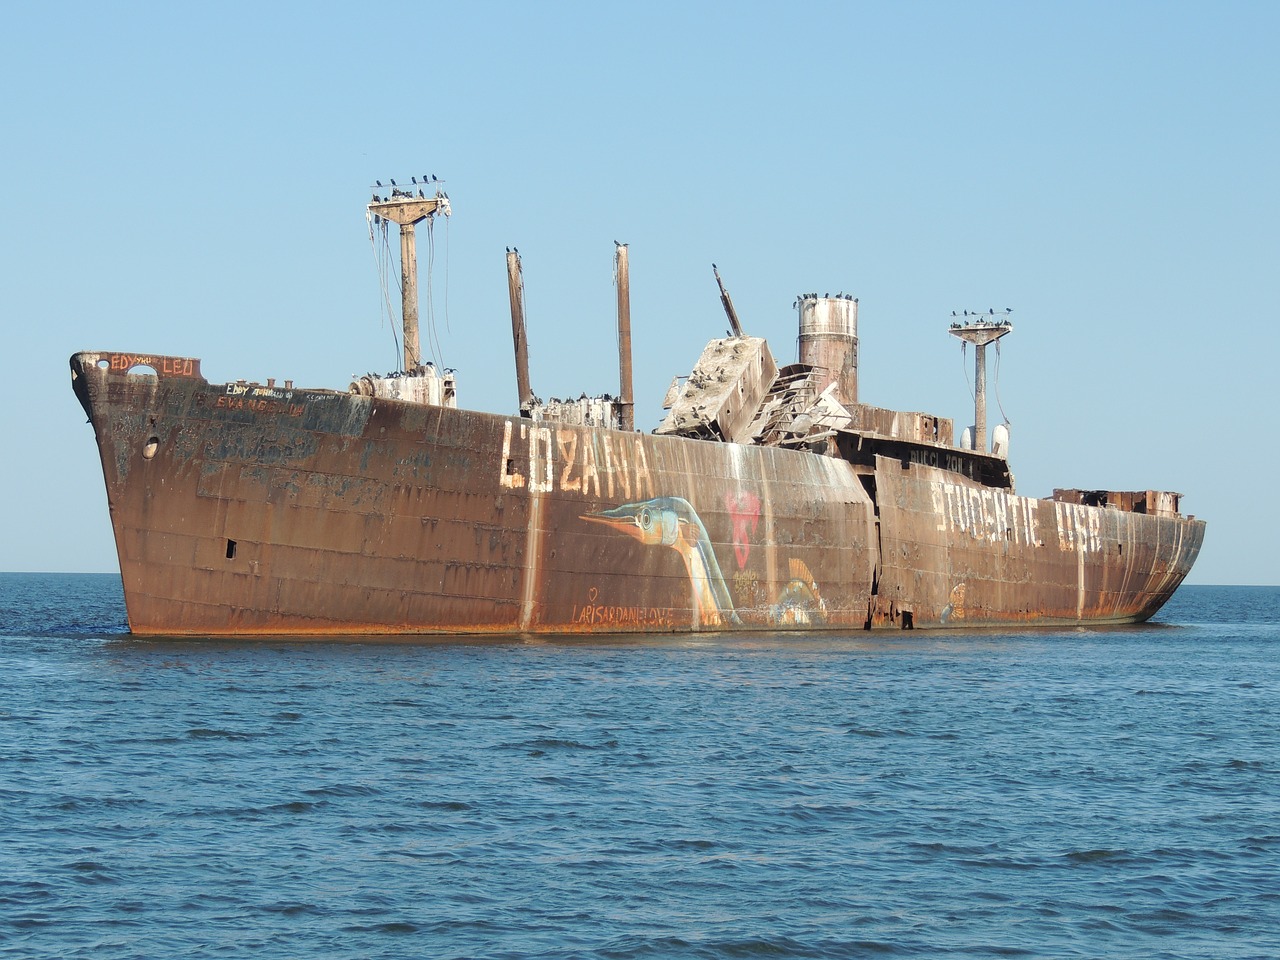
[71,352,877,635]
[870,458,1202,628]
[70,352,1203,637]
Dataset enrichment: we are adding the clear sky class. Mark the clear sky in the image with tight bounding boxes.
[3,1,1276,584]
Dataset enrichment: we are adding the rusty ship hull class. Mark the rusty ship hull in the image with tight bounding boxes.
[70,350,1203,636]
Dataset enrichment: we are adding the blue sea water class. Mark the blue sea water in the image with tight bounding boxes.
[1,576,1277,959]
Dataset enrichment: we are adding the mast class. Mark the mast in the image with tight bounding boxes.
[713,264,744,337]
[948,310,1012,452]
[506,248,534,415]
[367,186,450,373]
[615,242,634,431]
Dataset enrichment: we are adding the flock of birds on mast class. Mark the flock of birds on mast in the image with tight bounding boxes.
[950,307,1013,330]
[793,292,859,308]
[369,175,448,204]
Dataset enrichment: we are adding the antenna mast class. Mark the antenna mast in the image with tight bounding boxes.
[948,309,1012,453]
[368,181,451,373]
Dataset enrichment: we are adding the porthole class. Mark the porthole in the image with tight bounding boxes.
[142,436,160,460]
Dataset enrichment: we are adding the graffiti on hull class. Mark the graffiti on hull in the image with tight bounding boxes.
[940,582,967,624]
[581,495,827,629]
[772,558,827,626]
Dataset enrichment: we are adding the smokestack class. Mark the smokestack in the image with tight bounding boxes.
[797,296,858,405]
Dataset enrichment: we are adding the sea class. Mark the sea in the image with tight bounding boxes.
[1,575,1277,960]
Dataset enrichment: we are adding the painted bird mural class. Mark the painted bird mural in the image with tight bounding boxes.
[583,496,830,629]
[582,496,742,629]
[771,557,828,626]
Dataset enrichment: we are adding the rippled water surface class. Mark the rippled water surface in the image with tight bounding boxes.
[2,575,1278,959]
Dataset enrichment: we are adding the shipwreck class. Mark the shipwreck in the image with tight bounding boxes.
[70,183,1204,635]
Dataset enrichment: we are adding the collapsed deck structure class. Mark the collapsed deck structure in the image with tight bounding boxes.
[70,184,1203,636]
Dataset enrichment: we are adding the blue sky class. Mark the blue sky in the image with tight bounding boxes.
[3,1,1276,584]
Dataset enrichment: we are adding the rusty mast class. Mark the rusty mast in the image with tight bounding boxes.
[949,310,1013,453]
[367,186,450,373]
